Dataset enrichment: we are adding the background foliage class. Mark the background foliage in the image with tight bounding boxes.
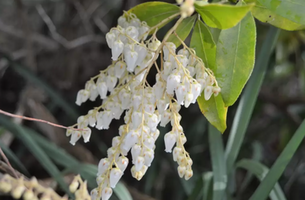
[0,0,305,200]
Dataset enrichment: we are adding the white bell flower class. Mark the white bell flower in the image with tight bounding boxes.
[163,42,176,61]
[164,131,177,153]
[97,82,108,99]
[139,22,149,40]
[204,86,213,101]
[166,73,181,95]
[184,168,193,180]
[131,144,142,164]
[114,61,126,78]
[144,148,154,166]
[90,188,99,200]
[106,75,117,92]
[75,89,89,106]
[118,16,127,27]
[191,82,202,103]
[178,166,186,178]
[109,168,123,188]
[134,156,145,171]
[156,98,169,114]
[81,127,91,143]
[97,158,110,175]
[130,18,141,28]
[178,48,189,57]
[96,110,113,130]
[111,39,124,61]
[184,92,194,108]
[101,187,112,200]
[125,49,138,72]
[212,86,221,96]
[176,84,187,105]
[173,147,182,162]
[131,111,142,128]
[151,129,160,141]
[117,156,129,172]
[160,110,171,127]
[69,131,81,145]
[125,26,139,41]
[106,31,116,49]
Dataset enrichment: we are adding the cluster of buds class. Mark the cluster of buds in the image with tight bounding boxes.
[67,10,220,200]
[0,174,71,200]
[176,0,195,18]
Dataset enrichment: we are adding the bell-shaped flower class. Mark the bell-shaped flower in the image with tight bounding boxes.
[148,39,161,51]
[134,156,145,171]
[184,168,193,180]
[153,81,165,100]
[97,158,110,175]
[118,16,127,27]
[69,131,81,145]
[135,44,148,66]
[151,129,160,141]
[111,39,124,61]
[176,84,187,105]
[164,131,177,153]
[204,86,213,101]
[157,98,169,114]
[106,31,116,49]
[178,166,186,178]
[101,187,112,200]
[173,147,182,162]
[119,89,131,110]
[106,75,117,92]
[163,42,176,61]
[166,73,181,95]
[130,18,141,28]
[125,49,138,72]
[125,26,139,41]
[143,135,155,150]
[81,127,91,143]
[212,86,221,96]
[160,110,171,127]
[184,92,193,108]
[112,136,120,147]
[77,115,88,129]
[131,111,142,128]
[131,144,142,164]
[178,48,189,57]
[75,89,89,106]
[109,168,123,188]
[97,82,108,99]
[146,113,160,132]
[90,188,99,200]
[162,61,173,80]
[88,110,97,127]
[139,22,150,40]
[191,82,202,103]
[117,157,129,172]
[96,110,113,130]
[144,148,154,166]
[124,130,139,150]
[114,61,126,78]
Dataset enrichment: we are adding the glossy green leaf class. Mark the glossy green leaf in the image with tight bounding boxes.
[250,2,305,31]
[168,15,196,47]
[257,0,305,26]
[250,120,305,200]
[197,94,227,133]
[194,3,253,29]
[128,2,179,28]
[224,27,280,174]
[209,124,227,200]
[237,159,286,200]
[190,19,216,70]
[216,12,256,106]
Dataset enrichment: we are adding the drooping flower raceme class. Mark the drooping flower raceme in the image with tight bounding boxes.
[67,10,220,200]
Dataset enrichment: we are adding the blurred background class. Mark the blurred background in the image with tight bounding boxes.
[0,0,305,200]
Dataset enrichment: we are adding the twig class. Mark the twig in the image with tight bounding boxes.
[0,109,82,131]
[73,1,94,34]
[0,19,59,50]
[36,4,104,49]
[0,148,18,179]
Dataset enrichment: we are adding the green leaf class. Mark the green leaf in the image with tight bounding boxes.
[224,26,280,174]
[0,116,70,195]
[257,0,305,26]
[197,94,227,133]
[167,15,196,47]
[250,1,305,31]
[208,124,227,200]
[250,120,305,200]
[202,172,213,200]
[190,19,216,70]
[128,2,180,28]
[216,12,256,106]
[237,159,286,200]
[194,3,253,29]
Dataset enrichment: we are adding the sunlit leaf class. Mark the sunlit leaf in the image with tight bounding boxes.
[168,15,196,47]
[190,19,216,70]
[197,94,227,133]
[194,3,253,29]
[128,2,180,28]
[257,0,305,26]
[245,0,305,30]
[216,12,256,106]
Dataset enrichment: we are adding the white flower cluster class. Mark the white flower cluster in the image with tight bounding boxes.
[67,11,220,200]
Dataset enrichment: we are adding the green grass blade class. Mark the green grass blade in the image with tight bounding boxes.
[0,141,30,176]
[250,120,305,200]
[1,53,78,119]
[225,26,280,173]
[238,142,263,195]
[0,115,70,195]
[202,172,213,200]
[187,177,203,200]
[208,124,227,200]
[237,159,286,200]
[27,127,133,200]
